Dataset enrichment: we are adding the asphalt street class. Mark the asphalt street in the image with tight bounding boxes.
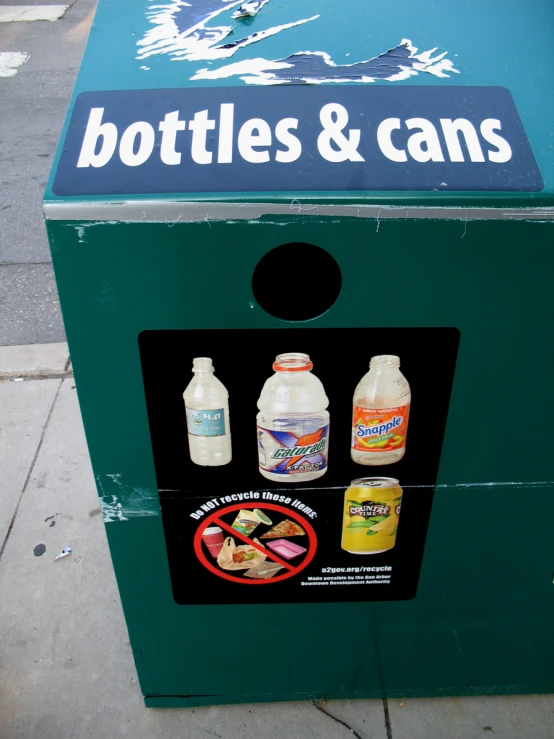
[0,0,96,345]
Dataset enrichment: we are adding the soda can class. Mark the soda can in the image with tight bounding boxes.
[341,477,402,554]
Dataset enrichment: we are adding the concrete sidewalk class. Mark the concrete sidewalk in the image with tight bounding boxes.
[0,344,552,739]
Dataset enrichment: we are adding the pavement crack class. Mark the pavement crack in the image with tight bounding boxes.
[0,370,73,382]
[0,379,63,562]
[383,697,393,739]
[312,701,364,739]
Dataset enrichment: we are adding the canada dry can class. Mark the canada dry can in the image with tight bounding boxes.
[341,477,403,554]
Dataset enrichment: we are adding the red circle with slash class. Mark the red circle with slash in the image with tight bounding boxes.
[194,502,317,584]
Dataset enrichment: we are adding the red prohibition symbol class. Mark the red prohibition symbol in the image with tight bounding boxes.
[193,502,318,584]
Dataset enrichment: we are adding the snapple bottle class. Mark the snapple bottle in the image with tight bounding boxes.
[351,355,411,465]
[257,353,329,483]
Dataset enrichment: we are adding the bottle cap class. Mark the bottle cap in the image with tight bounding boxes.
[192,357,213,372]
[273,353,313,372]
[369,355,400,368]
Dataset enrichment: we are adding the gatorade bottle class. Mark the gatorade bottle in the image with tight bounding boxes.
[257,353,329,483]
[183,357,232,466]
[351,355,411,465]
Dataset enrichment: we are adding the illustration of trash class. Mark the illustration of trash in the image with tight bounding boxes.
[216,537,266,570]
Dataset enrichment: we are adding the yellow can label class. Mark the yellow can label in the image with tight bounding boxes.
[341,484,402,554]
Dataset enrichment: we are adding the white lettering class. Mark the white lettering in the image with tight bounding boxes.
[238,118,272,163]
[480,118,512,163]
[275,118,301,163]
[77,105,515,176]
[119,121,155,167]
[440,118,485,162]
[317,103,364,163]
[77,107,118,168]
[377,118,407,162]
[406,118,444,163]
[189,109,216,164]
[218,103,234,164]
[158,111,186,166]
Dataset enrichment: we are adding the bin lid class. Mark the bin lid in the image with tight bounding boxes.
[44,0,554,220]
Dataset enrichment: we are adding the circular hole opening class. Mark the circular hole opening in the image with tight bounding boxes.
[252,242,342,321]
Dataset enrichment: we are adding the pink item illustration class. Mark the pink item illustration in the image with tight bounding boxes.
[266,539,307,560]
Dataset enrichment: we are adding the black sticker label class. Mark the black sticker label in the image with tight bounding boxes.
[54,86,543,196]
[139,327,459,605]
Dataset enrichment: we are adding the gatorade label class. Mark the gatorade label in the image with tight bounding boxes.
[186,408,225,437]
[352,404,410,452]
[257,423,329,476]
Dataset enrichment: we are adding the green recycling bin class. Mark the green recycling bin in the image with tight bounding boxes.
[44,0,554,707]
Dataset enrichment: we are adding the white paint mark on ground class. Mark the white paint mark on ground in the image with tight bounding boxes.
[0,5,69,22]
[0,51,29,77]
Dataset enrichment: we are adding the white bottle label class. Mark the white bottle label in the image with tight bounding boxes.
[257,422,329,476]
[186,408,225,437]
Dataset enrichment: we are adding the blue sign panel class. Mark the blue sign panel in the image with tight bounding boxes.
[53,86,543,195]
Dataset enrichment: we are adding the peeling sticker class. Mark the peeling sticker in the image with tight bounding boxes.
[191,17,320,62]
[100,494,128,522]
[232,0,271,19]
[69,221,118,229]
[136,0,318,62]
[137,0,241,61]
[97,473,160,522]
[193,39,459,85]
[136,1,457,86]
[47,204,554,225]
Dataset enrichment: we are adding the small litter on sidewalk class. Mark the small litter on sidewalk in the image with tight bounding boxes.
[54,546,72,561]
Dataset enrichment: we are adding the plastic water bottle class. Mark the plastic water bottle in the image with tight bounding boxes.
[183,357,232,466]
[257,353,329,483]
[351,355,411,466]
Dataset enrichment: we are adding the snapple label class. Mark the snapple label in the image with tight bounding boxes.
[352,404,410,453]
